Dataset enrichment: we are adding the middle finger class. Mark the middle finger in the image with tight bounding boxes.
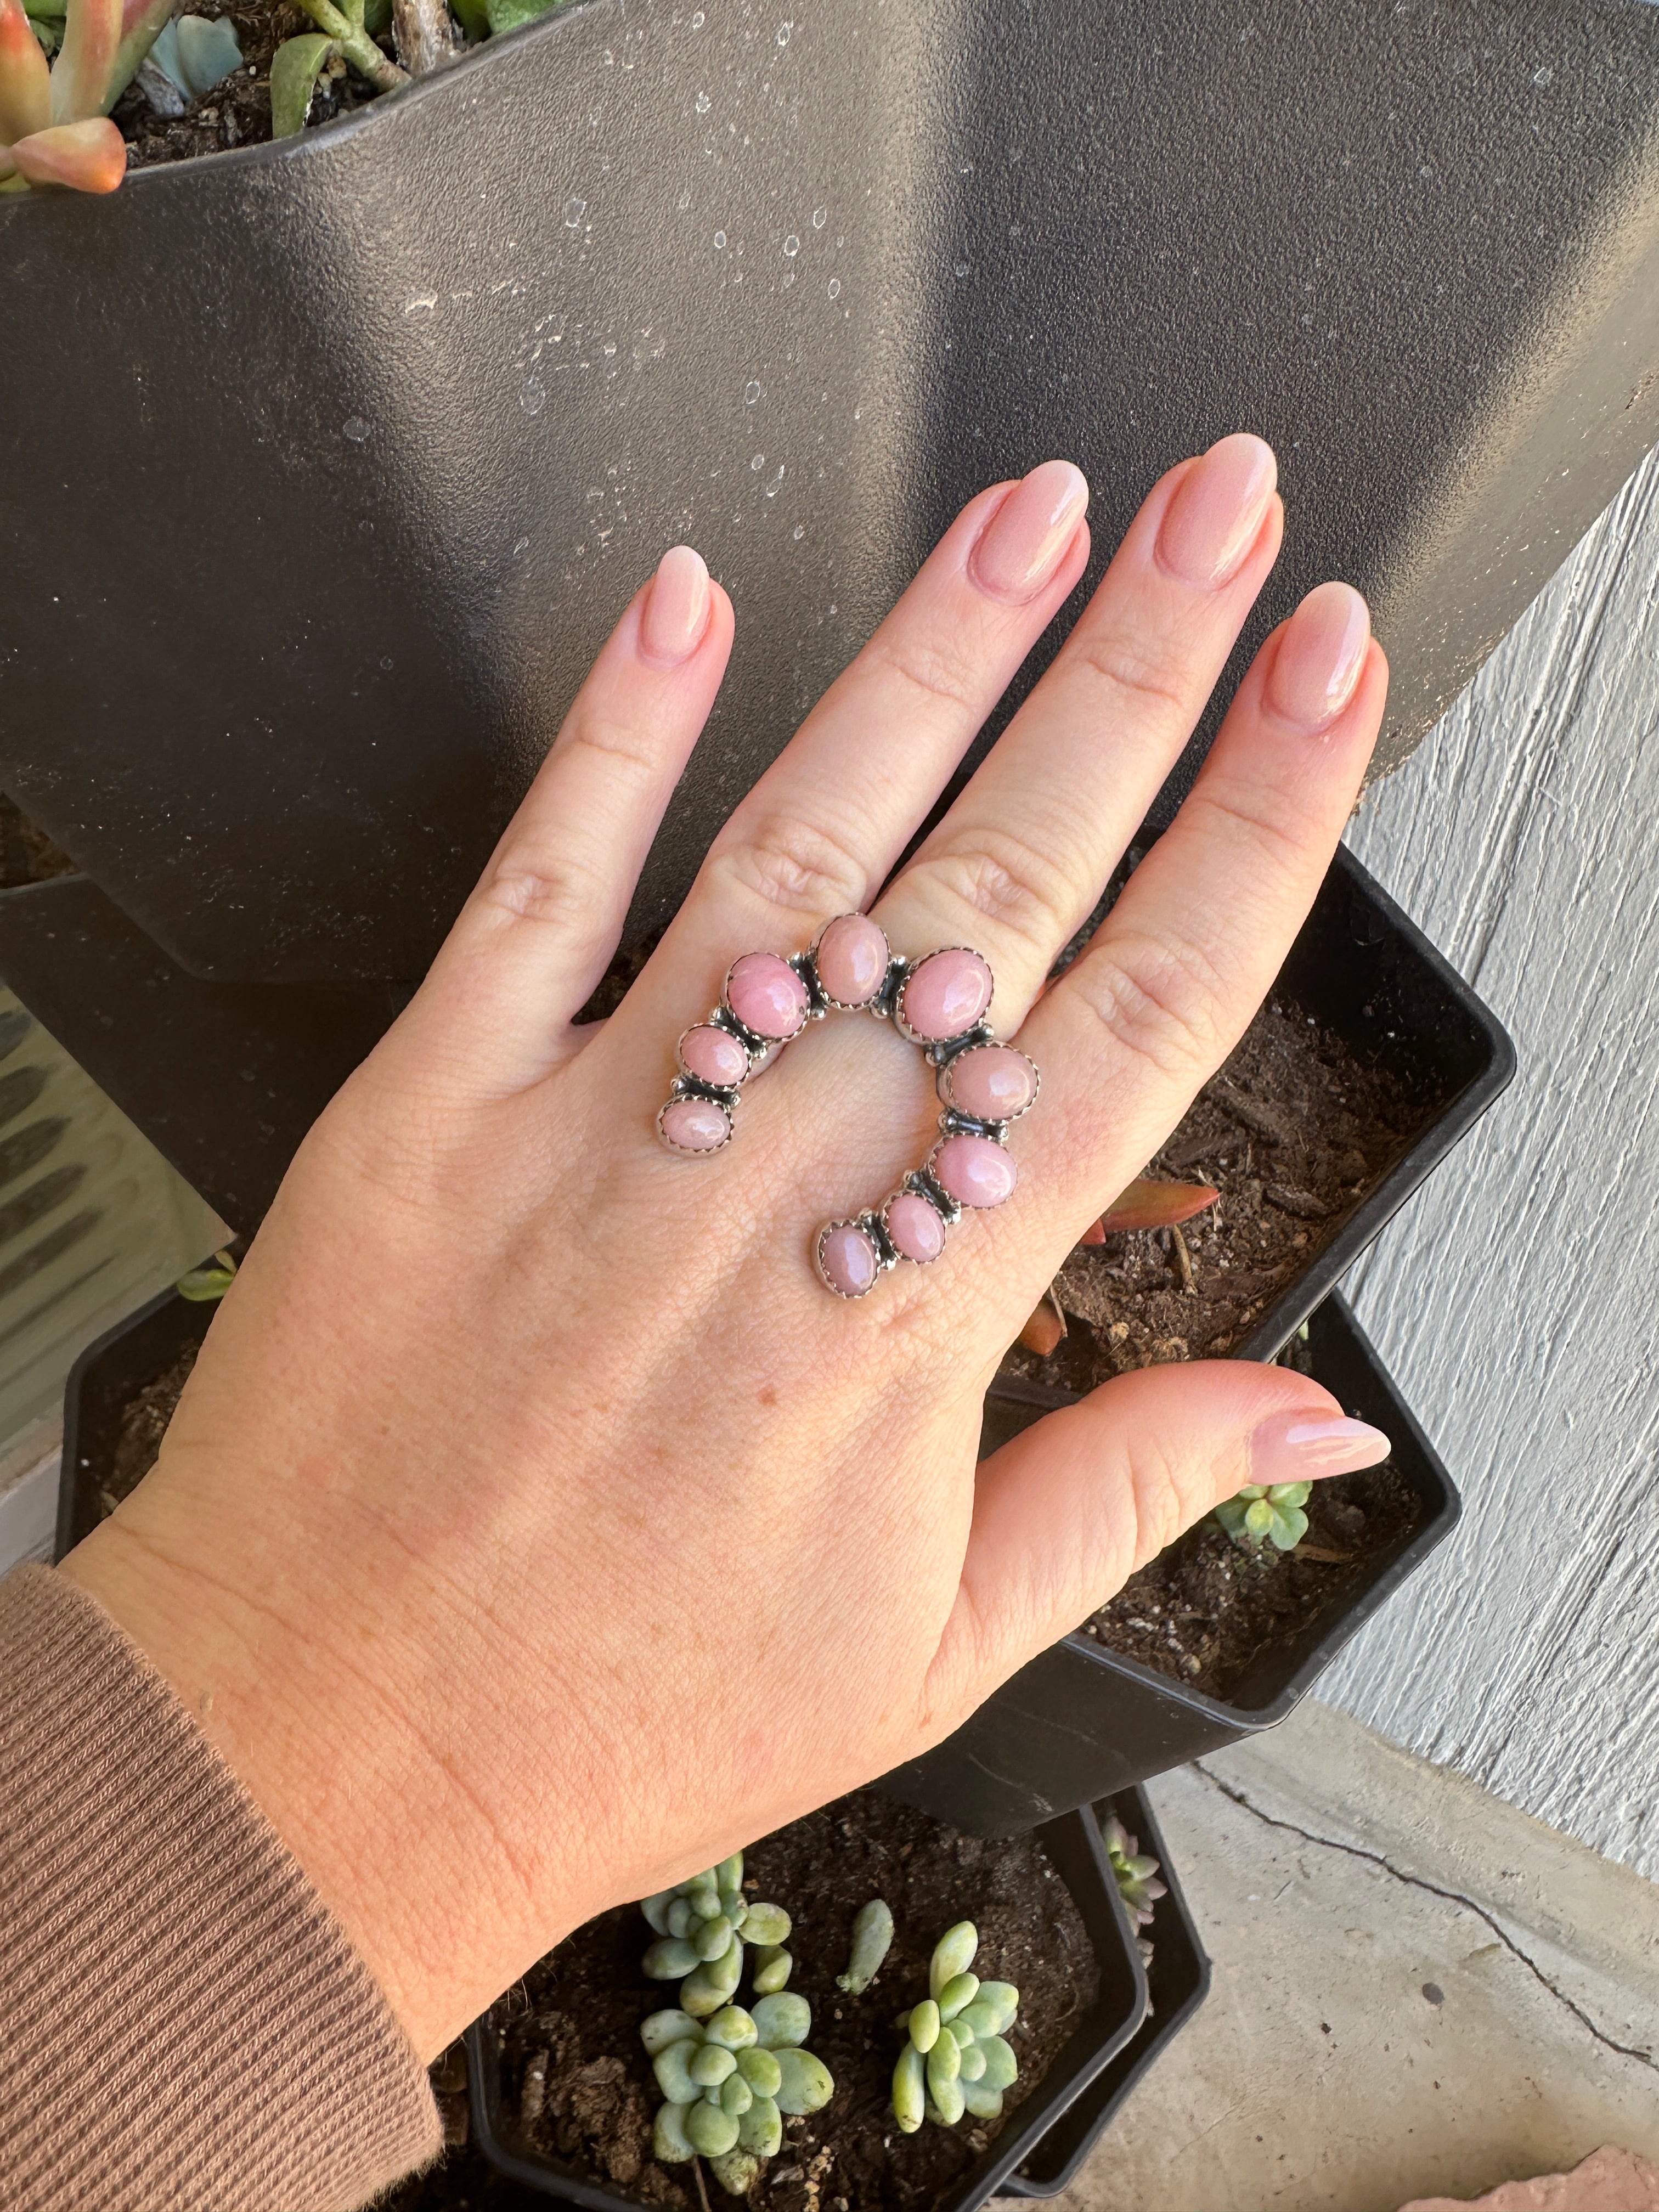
[873,433,1283,1026]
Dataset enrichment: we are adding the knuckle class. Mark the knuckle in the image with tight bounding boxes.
[1070,927,1230,1082]
[480,849,607,938]
[1068,624,1194,725]
[1124,1431,1192,1568]
[866,631,985,725]
[707,810,871,919]
[920,829,1087,955]
[1183,778,1325,882]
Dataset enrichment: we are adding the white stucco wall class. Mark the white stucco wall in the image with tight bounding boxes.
[1324,445,1659,1880]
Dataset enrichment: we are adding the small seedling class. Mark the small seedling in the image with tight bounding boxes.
[891,1921,1020,2131]
[836,1898,894,1995]
[1212,1481,1311,1552]
[176,1247,238,1302]
[1103,1815,1166,1934]
[1019,1177,1220,1355]
[639,1860,833,2198]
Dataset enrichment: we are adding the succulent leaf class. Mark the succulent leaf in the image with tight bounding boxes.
[772,2046,834,2115]
[684,2100,740,2157]
[973,1980,1019,2033]
[750,1991,810,2050]
[735,2045,781,2098]
[957,2040,986,2081]
[643,1937,699,1981]
[0,0,50,144]
[1213,1478,1313,1553]
[960,2079,1005,2121]
[652,2040,703,2104]
[736,2092,782,2157]
[927,2075,966,2127]
[977,2034,1019,2093]
[691,1912,735,1962]
[640,2008,701,2056]
[268,31,335,135]
[703,2006,757,2052]
[7,111,122,184]
[652,2102,696,2163]
[937,1971,979,2022]
[716,1852,743,1891]
[709,2148,759,2196]
[891,2043,926,2134]
[926,2033,961,2092]
[689,2043,737,2089]
[752,1944,792,1994]
[680,1941,744,2017]
[640,1891,674,1937]
[1096,1177,1221,1234]
[740,1901,790,1947]
[906,1998,940,2053]
[929,1922,978,2001]
[836,1897,894,1995]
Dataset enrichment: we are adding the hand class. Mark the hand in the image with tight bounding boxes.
[61,436,1392,2061]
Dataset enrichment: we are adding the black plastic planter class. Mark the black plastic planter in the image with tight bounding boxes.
[1002,1789,1210,2199]
[54,1282,213,1558]
[5,0,1659,984]
[465,1806,1148,2212]
[879,1292,1462,1837]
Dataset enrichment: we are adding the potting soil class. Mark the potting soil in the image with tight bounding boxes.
[496,1791,1100,2211]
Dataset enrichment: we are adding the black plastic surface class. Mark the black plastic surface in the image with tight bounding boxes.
[55,1284,215,1559]
[465,1806,1148,2212]
[879,1292,1462,1836]
[1002,1789,1210,2199]
[5,0,1659,981]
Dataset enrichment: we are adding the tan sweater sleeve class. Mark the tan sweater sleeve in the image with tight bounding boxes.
[0,1563,441,2212]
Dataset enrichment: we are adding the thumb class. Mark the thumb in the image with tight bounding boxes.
[927,1360,1390,1724]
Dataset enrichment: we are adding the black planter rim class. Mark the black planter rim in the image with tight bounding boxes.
[464,1803,1150,2212]
[1000,1786,1210,2199]
[54,1280,204,1563]
[995,1289,1463,1733]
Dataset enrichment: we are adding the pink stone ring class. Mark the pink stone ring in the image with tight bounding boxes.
[657,913,1038,1301]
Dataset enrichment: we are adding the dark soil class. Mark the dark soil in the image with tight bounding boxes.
[1000,991,1425,1386]
[0,796,77,889]
[111,0,386,168]
[96,1348,198,1520]
[1081,1453,1424,1701]
[494,1791,1102,2212]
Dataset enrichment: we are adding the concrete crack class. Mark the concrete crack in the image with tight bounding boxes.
[1197,1764,1659,2073]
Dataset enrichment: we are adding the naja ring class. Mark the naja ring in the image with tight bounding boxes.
[657,913,1039,1298]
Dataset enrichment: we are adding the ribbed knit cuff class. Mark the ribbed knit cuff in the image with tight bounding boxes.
[0,1563,441,2212]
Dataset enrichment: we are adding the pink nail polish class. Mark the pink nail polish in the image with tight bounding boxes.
[1250,1408,1391,1485]
[1265,580,1372,732]
[969,460,1089,605]
[640,545,712,667]
[1155,433,1277,588]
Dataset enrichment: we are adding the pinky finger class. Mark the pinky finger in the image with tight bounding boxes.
[388,549,735,1100]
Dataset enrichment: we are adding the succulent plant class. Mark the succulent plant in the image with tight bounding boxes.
[1212,1480,1312,1553]
[836,1898,894,1996]
[1103,1815,1166,1933]
[1019,1177,1220,1355]
[176,1248,238,1302]
[891,1922,1021,2132]
[639,1866,833,2199]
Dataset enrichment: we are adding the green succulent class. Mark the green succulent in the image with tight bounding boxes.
[1212,1480,1311,1552]
[891,1921,1020,2132]
[836,1899,894,1996]
[1103,1815,1166,1932]
[639,1864,832,2196]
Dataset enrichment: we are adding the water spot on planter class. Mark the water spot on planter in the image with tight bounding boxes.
[751,452,765,470]
[514,536,531,555]
[765,465,785,497]
[953,262,970,279]
[695,90,711,112]
[678,188,691,210]
[342,417,370,443]
[522,377,547,416]
[776,20,792,43]
[827,278,840,298]
[690,7,703,22]
[793,524,805,540]
[404,295,437,317]
[744,380,761,403]
[563,195,586,228]
[783,234,800,256]
[380,657,394,670]
[812,207,826,229]
[714,230,726,249]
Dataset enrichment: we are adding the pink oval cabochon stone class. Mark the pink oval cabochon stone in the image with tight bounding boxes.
[933,1132,1017,1208]
[943,1045,1037,1121]
[725,952,809,1040]
[659,1097,731,1153]
[679,1024,751,1087]
[885,1191,946,1263]
[900,947,994,1041]
[819,1221,879,1296]
[815,912,890,1006]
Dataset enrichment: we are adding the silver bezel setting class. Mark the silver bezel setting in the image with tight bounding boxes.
[813,1216,893,1299]
[938,1041,1041,1124]
[807,913,893,1012]
[721,952,812,1043]
[657,1092,735,1156]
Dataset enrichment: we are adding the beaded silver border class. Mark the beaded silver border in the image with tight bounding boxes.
[890,946,996,1048]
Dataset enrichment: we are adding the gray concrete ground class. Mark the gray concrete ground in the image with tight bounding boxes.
[1034,1702,1659,2212]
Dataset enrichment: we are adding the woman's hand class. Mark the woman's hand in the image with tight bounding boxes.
[60,436,1391,2062]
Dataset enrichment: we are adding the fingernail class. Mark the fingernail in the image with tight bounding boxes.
[1265,580,1372,732]
[1155,433,1277,588]
[1250,1408,1392,1485]
[640,545,712,667]
[969,460,1089,605]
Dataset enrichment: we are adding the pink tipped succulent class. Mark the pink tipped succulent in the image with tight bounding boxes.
[1017,1178,1220,1356]
[0,0,183,193]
